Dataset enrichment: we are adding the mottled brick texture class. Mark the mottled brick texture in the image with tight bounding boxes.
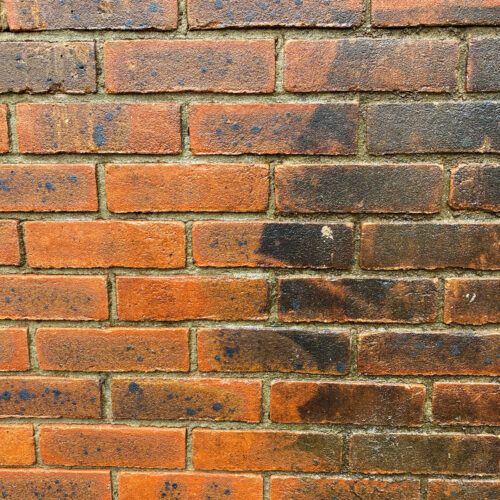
[0,0,498,498]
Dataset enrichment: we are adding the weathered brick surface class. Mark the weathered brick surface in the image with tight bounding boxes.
[36,327,190,372]
[367,102,500,154]
[270,477,420,500]
[17,103,181,154]
[276,164,443,213]
[371,0,500,26]
[0,376,101,418]
[0,42,96,94]
[197,327,350,374]
[0,328,29,371]
[1,0,499,493]
[193,221,353,268]
[187,0,362,28]
[358,331,500,376]
[449,164,500,212]
[25,220,186,268]
[467,38,500,91]
[105,163,269,213]
[111,377,262,422]
[105,40,275,93]
[193,429,343,472]
[285,39,459,92]
[116,276,269,321]
[279,278,438,323]
[40,425,186,468]
[119,471,263,500]
[5,0,178,30]
[189,103,358,155]
[270,381,425,425]
[0,469,112,500]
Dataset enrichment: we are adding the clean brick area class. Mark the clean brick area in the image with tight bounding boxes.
[0,0,499,499]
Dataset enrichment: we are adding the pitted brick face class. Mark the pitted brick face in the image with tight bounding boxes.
[0,0,498,495]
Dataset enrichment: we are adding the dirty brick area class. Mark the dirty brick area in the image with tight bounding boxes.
[0,0,499,498]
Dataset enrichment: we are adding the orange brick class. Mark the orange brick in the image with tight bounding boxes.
[0,105,8,153]
[0,275,108,320]
[432,383,500,426]
[0,425,35,465]
[193,428,342,472]
[193,221,353,268]
[270,381,425,426]
[105,163,269,213]
[284,39,459,92]
[270,477,420,500]
[105,40,275,93]
[0,164,98,212]
[444,278,500,325]
[119,471,262,500]
[0,376,101,418]
[0,327,29,371]
[5,0,178,30]
[0,220,20,265]
[36,327,189,372]
[428,480,500,500]
[25,220,186,269]
[189,103,358,155]
[116,276,269,321]
[16,103,181,154]
[111,377,261,422]
[0,469,111,500]
[40,425,186,468]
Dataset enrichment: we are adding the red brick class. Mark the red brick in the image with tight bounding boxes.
[16,103,181,154]
[189,103,358,155]
[467,38,500,91]
[367,102,499,154]
[449,164,500,212]
[432,383,500,426]
[270,477,420,500]
[0,105,9,153]
[0,164,98,212]
[275,164,443,214]
[428,480,500,500]
[111,377,261,422]
[371,0,500,26]
[105,163,269,213]
[116,276,269,321]
[270,381,425,426]
[197,327,350,375]
[5,0,178,30]
[36,327,189,372]
[0,328,29,371]
[105,40,275,94]
[0,220,20,265]
[0,42,96,94]
[285,39,459,92]
[358,331,500,376]
[360,223,500,270]
[25,220,186,269]
[0,469,111,500]
[193,221,353,268]
[119,471,263,500]
[444,278,500,325]
[350,433,499,475]
[279,277,438,323]
[0,274,108,320]
[40,425,185,468]
[193,428,342,472]
[0,376,101,418]
[0,425,35,465]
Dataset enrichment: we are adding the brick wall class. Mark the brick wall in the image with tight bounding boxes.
[0,0,499,499]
